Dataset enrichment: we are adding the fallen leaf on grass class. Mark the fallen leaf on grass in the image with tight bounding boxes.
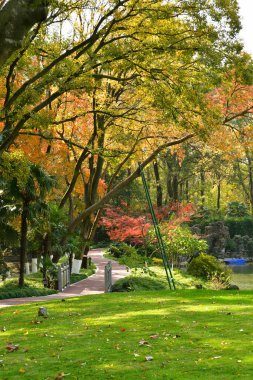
[150,334,159,339]
[212,356,222,359]
[55,372,71,379]
[1,326,6,332]
[133,353,140,357]
[120,328,126,332]
[30,320,43,324]
[6,343,19,352]
[139,339,151,347]
[145,356,154,361]
[19,368,26,373]
[55,372,65,380]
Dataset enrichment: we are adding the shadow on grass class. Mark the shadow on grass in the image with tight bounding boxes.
[1,290,253,379]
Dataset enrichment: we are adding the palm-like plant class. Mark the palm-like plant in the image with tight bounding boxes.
[2,163,55,286]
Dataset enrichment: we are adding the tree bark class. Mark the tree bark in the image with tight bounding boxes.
[185,180,189,202]
[217,178,221,210]
[19,199,29,287]
[200,168,205,205]
[0,0,48,67]
[246,152,253,214]
[172,175,179,201]
[153,160,163,207]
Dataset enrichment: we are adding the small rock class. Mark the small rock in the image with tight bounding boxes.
[226,284,239,290]
[38,307,48,317]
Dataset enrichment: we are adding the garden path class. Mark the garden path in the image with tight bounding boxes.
[0,248,129,308]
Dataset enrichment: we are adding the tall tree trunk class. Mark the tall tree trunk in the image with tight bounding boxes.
[247,153,253,214]
[167,178,173,200]
[185,180,189,202]
[217,178,221,210]
[180,182,183,200]
[81,216,94,267]
[172,175,179,201]
[19,199,29,287]
[126,168,131,207]
[153,160,163,207]
[200,168,205,205]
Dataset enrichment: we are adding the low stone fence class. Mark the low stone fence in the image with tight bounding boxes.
[57,263,70,292]
[104,261,112,293]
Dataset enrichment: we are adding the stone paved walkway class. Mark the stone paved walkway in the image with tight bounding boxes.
[0,248,129,308]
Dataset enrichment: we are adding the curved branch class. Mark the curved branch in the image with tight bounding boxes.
[67,133,195,233]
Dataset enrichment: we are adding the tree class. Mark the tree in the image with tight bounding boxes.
[0,0,48,67]
[0,0,245,255]
[0,153,54,286]
[206,62,253,211]
[0,0,242,155]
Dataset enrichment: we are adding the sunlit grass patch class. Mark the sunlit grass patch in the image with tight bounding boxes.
[1,290,253,379]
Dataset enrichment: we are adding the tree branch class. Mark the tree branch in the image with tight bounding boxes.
[67,133,195,233]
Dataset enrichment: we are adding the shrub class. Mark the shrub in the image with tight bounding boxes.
[226,202,249,217]
[108,244,125,258]
[187,253,231,285]
[0,251,9,280]
[246,239,253,257]
[163,227,208,264]
[0,279,57,299]
[225,238,236,253]
[224,216,253,238]
[111,275,167,292]
[152,258,164,266]
[107,243,149,268]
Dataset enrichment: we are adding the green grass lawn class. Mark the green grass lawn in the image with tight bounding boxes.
[1,290,253,379]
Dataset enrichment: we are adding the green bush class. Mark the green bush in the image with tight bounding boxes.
[107,243,149,268]
[187,253,231,285]
[224,217,253,238]
[225,239,236,253]
[0,251,9,280]
[111,275,167,292]
[152,258,164,266]
[164,227,208,264]
[0,279,57,299]
[246,239,253,257]
[136,243,158,257]
[0,287,57,299]
[226,202,249,217]
[108,244,124,258]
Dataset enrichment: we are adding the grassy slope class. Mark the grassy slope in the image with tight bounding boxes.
[1,290,253,379]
